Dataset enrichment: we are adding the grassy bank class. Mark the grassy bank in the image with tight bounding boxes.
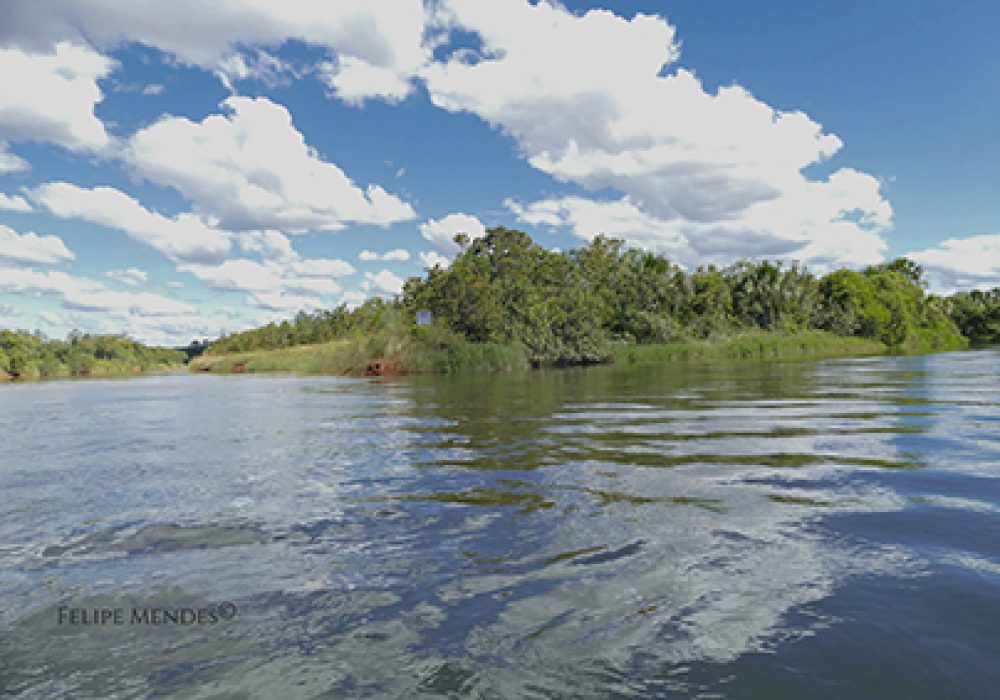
[2,359,185,381]
[611,330,889,365]
[189,327,529,376]
[189,328,954,377]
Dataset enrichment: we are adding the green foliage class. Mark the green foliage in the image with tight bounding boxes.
[0,329,184,379]
[613,330,886,364]
[205,298,403,355]
[198,230,982,376]
[405,228,611,364]
[685,266,732,337]
[944,288,1000,346]
[813,260,965,350]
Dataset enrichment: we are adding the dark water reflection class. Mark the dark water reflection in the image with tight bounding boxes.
[2,350,999,697]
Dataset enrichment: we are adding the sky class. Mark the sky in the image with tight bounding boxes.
[1,0,998,346]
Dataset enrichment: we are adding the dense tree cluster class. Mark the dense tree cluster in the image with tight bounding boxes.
[403,228,966,363]
[206,299,402,355]
[0,330,184,379]
[943,288,1000,346]
[205,227,976,366]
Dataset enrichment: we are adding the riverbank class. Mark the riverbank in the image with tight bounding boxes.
[188,331,527,376]
[611,331,890,364]
[1,329,187,382]
[1,363,185,382]
[187,329,931,377]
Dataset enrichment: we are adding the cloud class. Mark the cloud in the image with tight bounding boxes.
[358,248,410,262]
[340,290,367,308]
[907,234,1000,291]
[0,224,75,266]
[0,1,427,105]
[319,55,414,106]
[178,252,355,312]
[165,281,184,289]
[419,212,487,256]
[177,259,284,293]
[0,192,32,212]
[105,267,148,287]
[363,269,404,295]
[0,146,28,174]
[126,96,416,232]
[39,310,66,326]
[141,83,164,95]
[0,266,195,316]
[84,308,264,346]
[243,291,326,313]
[424,1,891,269]
[507,169,889,270]
[30,181,232,264]
[287,258,355,277]
[215,49,300,92]
[418,250,450,269]
[0,42,114,154]
[235,229,297,262]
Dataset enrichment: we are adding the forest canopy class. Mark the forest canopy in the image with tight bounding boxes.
[10,227,991,378]
[205,227,986,365]
[0,330,184,379]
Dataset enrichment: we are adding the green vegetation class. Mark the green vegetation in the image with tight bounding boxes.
[190,320,528,375]
[9,229,976,381]
[198,227,973,375]
[610,330,886,364]
[942,288,1000,346]
[0,329,184,380]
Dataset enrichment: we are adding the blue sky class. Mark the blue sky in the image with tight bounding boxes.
[1,1,998,345]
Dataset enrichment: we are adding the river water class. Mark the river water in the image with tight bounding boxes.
[1,350,999,698]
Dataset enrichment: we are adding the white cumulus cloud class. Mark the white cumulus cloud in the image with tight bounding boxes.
[178,252,355,313]
[235,229,297,262]
[0,42,114,156]
[126,96,416,232]
[0,1,427,105]
[419,213,487,257]
[358,248,410,262]
[363,269,404,295]
[0,192,32,213]
[0,147,28,174]
[424,0,891,269]
[30,182,232,264]
[908,234,1000,291]
[418,250,451,270]
[105,267,148,287]
[0,224,75,266]
[0,267,195,317]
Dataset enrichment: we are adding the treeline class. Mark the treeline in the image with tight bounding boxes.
[207,301,402,354]
[942,289,1000,346]
[0,329,184,379]
[207,227,985,365]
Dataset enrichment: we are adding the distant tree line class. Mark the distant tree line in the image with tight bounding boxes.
[205,227,993,365]
[941,288,1000,346]
[206,301,401,354]
[0,329,184,379]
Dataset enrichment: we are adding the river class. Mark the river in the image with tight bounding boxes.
[2,350,999,698]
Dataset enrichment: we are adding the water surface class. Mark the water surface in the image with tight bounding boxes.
[2,351,999,697]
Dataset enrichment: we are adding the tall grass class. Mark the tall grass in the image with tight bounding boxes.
[611,330,888,365]
[188,326,530,376]
[189,328,898,377]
